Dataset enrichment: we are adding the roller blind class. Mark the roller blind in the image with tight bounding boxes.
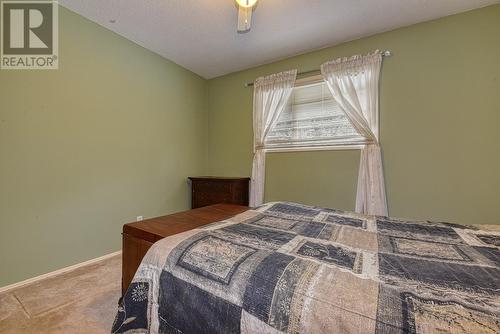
[265,81,365,148]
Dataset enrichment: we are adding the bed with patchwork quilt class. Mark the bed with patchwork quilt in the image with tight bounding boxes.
[112,202,500,333]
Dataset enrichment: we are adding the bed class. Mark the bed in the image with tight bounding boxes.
[112,201,500,333]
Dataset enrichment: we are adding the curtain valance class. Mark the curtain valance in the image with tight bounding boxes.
[321,50,383,77]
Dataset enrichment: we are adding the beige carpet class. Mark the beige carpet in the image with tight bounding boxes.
[0,255,121,334]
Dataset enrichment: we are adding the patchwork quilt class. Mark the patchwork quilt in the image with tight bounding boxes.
[112,202,500,333]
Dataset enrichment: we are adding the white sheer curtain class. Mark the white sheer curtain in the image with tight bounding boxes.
[321,50,388,216]
[250,69,297,207]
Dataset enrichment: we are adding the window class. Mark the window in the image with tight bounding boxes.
[265,76,366,150]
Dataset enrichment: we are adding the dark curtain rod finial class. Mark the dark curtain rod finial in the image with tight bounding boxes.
[244,50,392,87]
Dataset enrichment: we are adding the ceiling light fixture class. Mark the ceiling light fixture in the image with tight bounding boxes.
[235,0,258,33]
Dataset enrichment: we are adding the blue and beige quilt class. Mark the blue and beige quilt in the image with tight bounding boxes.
[112,202,500,333]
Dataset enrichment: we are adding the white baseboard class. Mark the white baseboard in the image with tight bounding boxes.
[0,250,122,294]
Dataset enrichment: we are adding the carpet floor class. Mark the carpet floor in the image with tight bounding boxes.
[0,254,121,334]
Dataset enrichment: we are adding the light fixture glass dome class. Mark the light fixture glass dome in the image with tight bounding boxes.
[236,0,257,8]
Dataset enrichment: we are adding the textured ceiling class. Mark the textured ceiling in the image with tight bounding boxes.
[59,0,499,79]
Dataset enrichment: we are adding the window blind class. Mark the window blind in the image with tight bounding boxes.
[265,81,364,148]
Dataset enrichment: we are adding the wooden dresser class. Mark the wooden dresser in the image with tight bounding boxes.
[188,176,250,209]
[121,204,248,295]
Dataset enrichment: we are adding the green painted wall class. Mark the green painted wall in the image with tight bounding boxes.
[0,7,207,286]
[207,5,500,224]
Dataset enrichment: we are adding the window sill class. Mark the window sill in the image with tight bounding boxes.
[263,144,365,153]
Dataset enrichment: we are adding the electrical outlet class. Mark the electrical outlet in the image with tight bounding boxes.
[136,216,143,221]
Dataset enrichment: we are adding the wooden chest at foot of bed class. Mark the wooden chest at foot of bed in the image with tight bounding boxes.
[121,204,248,295]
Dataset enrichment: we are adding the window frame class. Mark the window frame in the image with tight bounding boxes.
[263,74,371,153]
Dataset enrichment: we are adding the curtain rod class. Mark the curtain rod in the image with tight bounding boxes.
[244,50,391,87]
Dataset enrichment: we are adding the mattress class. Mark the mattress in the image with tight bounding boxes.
[112,201,500,333]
